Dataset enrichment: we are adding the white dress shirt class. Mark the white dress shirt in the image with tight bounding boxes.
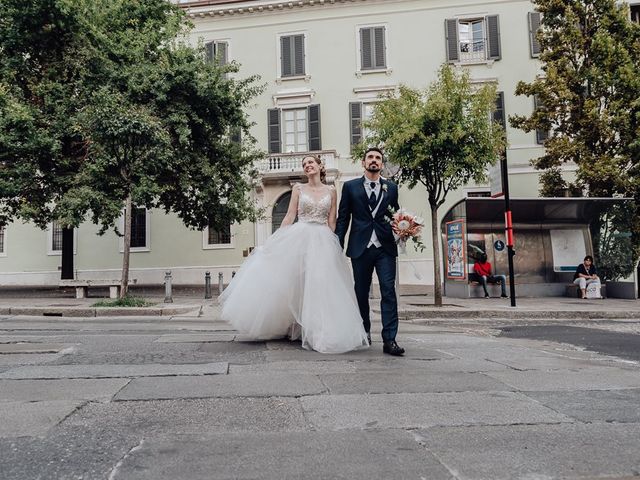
[364,179,382,248]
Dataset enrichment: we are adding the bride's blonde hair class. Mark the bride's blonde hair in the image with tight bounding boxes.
[302,154,326,184]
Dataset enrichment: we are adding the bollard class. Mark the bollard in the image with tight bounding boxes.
[164,270,173,303]
[218,272,224,295]
[204,271,212,299]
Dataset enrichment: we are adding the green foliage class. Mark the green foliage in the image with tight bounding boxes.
[93,296,153,308]
[510,0,640,278]
[357,65,505,208]
[0,0,263,234]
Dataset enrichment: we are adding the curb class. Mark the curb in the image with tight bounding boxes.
[395,309,640,320]
[5,305,201,318]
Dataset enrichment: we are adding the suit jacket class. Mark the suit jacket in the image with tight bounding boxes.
[335,177,400,259]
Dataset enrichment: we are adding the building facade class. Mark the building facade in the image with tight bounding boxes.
[0,0,571,287]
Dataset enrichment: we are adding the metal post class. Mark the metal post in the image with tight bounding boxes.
[501,154,517,307]
[164,270,173,304]
[218,272,224,295]
[204,271,212,299]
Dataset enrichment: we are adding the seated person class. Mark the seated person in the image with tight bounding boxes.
[573,255,601,299]
[473,253,507,298]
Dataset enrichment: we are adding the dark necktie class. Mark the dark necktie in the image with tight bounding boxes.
[368,182,377,210]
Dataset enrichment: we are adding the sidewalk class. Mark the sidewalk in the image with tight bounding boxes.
[0,289,638,319]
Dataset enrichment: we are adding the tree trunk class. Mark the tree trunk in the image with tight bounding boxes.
[120,196,132,299]
[60,228,74,280]
[430,203,443,307]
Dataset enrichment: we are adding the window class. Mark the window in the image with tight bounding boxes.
[207,221,232,245]
[446,16,501,63]
[280,34,305,78]
[130,207,147,248]
[205,40,228,65]
[0,226,5,255]
[534,95,550,144]
[51,220,63,252]
[283,108,308,153]
[267,105,321,154]
[359,26,387,71]
[632,5,640,23]
[272,191,292,232]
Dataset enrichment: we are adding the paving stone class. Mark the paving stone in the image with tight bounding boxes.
[525,389,640,423]
[485,366,640,391]
[63,397,308,433]
[0,426,139,480]
[115,372,326,400]
[0,400,83,437]
[319,371,513,394]
[111,430,454,480]
[0,378,129,402]
[415,423,640,480]
[155,333,235,343]
[300,391,572,430]
[264,344,447,362]
[0,343,69,354]
[229,360,359,374]
[0,353,62,366]
[0,362,228,379]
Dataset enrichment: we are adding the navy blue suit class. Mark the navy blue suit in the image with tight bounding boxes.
[335,177,400,342]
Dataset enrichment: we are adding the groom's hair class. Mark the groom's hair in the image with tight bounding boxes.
[363,147,384,161]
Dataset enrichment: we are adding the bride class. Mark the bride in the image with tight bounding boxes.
[219,154,369,353]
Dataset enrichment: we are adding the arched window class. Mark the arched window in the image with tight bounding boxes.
[272,191,293,232]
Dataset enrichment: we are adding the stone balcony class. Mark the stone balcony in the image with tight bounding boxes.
[256,150,339,184]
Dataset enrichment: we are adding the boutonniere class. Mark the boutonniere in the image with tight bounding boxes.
[381,183,388,193]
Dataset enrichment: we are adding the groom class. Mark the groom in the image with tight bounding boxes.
[336,147,405,356]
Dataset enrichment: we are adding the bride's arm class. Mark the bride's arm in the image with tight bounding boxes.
[328,186,337,232]
[281,184,300,227]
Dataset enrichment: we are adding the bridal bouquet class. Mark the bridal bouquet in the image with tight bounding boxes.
[388,208,425,253]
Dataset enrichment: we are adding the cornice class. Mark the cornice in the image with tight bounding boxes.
[179,0,371,18]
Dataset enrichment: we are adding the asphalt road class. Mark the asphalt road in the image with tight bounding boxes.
[500,325,640,362]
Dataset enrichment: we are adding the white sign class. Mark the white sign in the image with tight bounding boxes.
[550,229,586,272]
[489,162,503,198]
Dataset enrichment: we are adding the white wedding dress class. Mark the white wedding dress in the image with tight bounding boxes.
[220,184,369,354]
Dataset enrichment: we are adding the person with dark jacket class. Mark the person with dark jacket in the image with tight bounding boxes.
[574,255,600,299]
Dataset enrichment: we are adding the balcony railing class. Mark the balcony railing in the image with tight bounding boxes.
[459,40,487,63]
[257,150,337,175]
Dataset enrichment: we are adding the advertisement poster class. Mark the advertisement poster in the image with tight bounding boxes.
[446,220,466,279]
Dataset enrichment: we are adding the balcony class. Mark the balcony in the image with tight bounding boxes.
[256,150,338,183]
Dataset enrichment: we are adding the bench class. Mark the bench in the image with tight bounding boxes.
[59,279,137,299]
[467,273,506,298]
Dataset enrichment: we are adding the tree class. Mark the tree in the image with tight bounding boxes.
[1,0,262,297]
[359,64,505,306]
[0,0,97,278]
[510,0,640,278]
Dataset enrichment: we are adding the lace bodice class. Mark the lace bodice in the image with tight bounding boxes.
[296,184,333,225]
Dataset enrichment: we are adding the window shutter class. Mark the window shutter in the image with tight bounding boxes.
[373,27,386,69]
[528,12,541,58]
[534,95,549,144]
[281,36,293,77]
[217,42,228,65]
[493,91,505,130]
[268,109,281,154]
[445,19,460,63]
[486,15,501,60]
[349,102,363,149]
[360,27,373,70]
[294,35,305,75]
[308,104,321,152]
[205,41,215,63]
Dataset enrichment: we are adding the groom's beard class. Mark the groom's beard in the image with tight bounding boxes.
[366,165,381,172]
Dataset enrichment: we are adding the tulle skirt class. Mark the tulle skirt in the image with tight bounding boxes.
[219,221,369,354]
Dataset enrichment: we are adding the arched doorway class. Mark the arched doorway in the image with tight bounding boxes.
[272,191,292,232]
